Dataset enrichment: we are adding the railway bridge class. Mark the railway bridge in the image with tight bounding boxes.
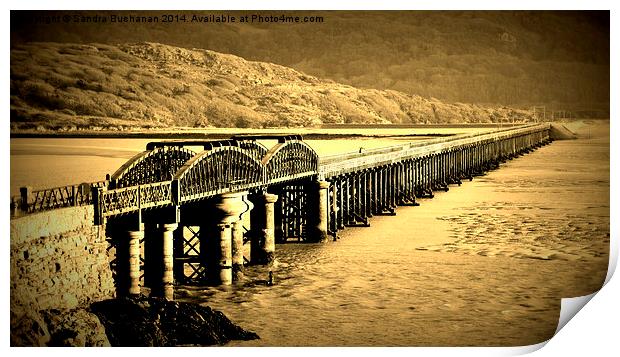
[13,123,553,301]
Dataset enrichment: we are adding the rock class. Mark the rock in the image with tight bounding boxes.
[91,297,167,346]
[10,308,50,346]
[61,293,79,308]
[91,295,259,346]
[41,308,110,346]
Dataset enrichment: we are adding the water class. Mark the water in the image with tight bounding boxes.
[9,122,609,346]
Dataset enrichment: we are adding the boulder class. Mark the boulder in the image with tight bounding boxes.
[91,295,259,346]
[41,308,110,346]
[10,308,50,347]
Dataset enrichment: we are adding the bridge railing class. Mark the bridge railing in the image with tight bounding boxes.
[11,181,107,216]
[319,125,539,165]
[94,181,174,218]
[319,124,550,177]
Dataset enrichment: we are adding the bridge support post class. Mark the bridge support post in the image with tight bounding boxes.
[172,228,185,284]
[117,228,143,297]
[203,192,247,285]
[209,223,233,285]
[250,193,278,265]
[232,193,252,281]
[148,223,178,300]
[308,180,330,242]
[231,221,244,280]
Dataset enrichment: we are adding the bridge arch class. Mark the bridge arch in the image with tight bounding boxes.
[173,146,265,204]
[110,146,196,188]
[236,140,269,161]
[262,140,319,183]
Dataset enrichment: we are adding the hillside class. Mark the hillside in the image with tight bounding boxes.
[10,42,536,131]
[10,11,610,115]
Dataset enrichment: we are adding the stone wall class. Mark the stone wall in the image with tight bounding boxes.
[10,206,115,312]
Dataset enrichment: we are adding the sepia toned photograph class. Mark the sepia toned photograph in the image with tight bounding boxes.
[9,8,611,348]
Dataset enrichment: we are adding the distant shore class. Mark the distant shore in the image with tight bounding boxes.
[13,120,606,139]
[10,129,456,140]
[8,122,542,139]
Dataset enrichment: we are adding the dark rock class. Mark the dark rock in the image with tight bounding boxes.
[41,308,110,346]
[10,308,50,346]
[91,295,259,346]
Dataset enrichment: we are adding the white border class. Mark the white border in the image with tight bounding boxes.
[3,1,617,355]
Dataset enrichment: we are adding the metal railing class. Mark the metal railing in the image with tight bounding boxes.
[319,124,550,177]
[11,181,107,217]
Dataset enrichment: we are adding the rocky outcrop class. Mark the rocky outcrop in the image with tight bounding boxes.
[11,297,260,347]
[91,295,260,346]
[41,308,110,346]
[10,307,51,347]
[11,306,109,347]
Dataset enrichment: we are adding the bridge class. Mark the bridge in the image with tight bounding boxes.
[12,123,552,301]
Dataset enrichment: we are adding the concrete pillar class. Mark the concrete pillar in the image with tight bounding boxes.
[161,223,176,299]
[251,193,278,265]
[203,192,247,285]
[126,229,143,296]
[263,193,278,263]
[231,220,245,280]
[149,223,177,300]
[232,193,252,281]
[207,223,233,285]
[309,180,330,243]
[172,227,185,284]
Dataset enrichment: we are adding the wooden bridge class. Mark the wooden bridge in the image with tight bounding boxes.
[12,123,552,300]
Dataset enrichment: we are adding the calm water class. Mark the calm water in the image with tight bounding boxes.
[9,123,609,346]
